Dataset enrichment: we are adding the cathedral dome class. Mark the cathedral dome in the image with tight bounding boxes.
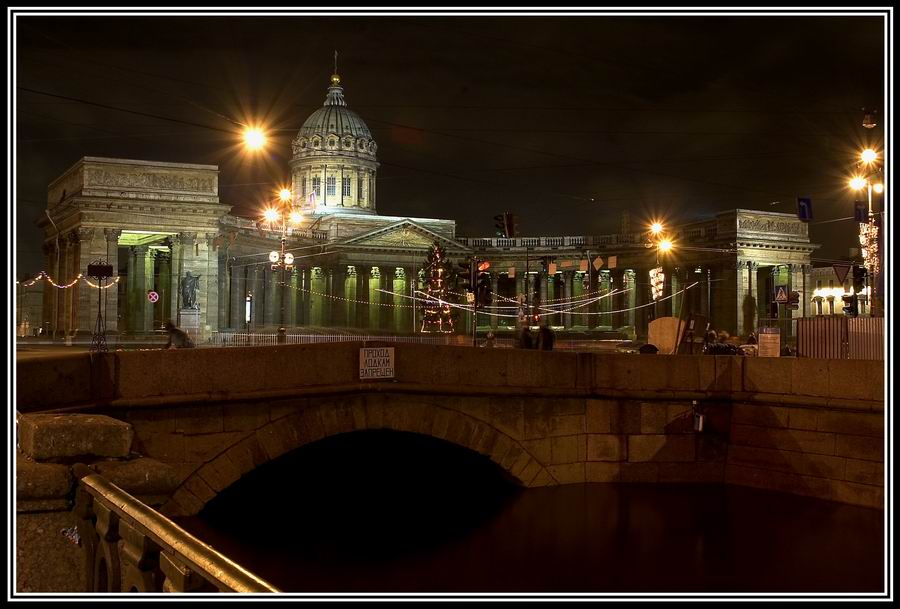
[292,74,377,161]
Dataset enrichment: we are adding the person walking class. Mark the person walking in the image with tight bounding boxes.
[537,323,555,351]
[163,320,195,349]
[517,324,534,349]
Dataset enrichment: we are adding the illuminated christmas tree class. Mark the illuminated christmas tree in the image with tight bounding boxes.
[420,242,454,333]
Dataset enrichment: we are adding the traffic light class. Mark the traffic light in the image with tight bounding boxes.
[457,260,474,294]
[842,294,859,317]
[852,265,867,294]
[786,291,800,311]
[476,272,492,306]
[494,214,506,237]
[493,212,518,238]
[797,197,812,222]
[854,200,868,223]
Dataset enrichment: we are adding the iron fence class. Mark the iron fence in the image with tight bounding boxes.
[795,316,884,360]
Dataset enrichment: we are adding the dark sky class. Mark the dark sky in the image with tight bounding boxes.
[14,13,885,275]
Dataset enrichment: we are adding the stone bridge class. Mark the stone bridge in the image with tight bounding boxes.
[16,343,885,591]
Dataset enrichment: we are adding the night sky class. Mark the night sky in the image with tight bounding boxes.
[13,12,885,275]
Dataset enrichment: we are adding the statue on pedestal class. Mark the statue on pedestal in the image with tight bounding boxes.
[180,271,201,310]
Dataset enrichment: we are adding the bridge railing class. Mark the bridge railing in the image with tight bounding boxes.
[72,464,279,593]
[211,331,474,347]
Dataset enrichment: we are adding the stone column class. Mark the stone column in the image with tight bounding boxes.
[287,267,298,327]
[248,264,262,329]
[539,272,549,322]
[132,245,150,333]
[296,267,309,326]
[103,229,121,333]
[332,266,347,327]
[378,266,393,330]
[40,243,54,336]
[264,266,277,327]
[490,272,500,330]
[587,268,599,330]
[624,270,637,330]
[168,237,180,322]
[355,268,370,329]
[403,266,416,333]
[562,271,574,328]
[217,246,229,330]
[229,260,245,330]
[736,260,753,338]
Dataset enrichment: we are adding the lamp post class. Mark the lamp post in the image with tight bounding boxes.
[849,148,884,316]
[647,222,673,320]
[261,188,302,343]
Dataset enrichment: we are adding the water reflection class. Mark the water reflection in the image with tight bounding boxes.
[176,430,882,592]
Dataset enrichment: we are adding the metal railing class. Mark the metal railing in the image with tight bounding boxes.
[797,316,884,360]
[455,233,646,249]
[72,464,279,593]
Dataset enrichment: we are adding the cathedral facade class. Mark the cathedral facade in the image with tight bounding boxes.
[37,73,818,342]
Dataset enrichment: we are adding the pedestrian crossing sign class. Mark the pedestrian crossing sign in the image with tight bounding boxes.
[774,286,788,303]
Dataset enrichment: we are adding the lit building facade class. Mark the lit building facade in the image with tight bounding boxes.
[36,73,819,342]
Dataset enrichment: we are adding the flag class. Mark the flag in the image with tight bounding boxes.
[608,256,617,269]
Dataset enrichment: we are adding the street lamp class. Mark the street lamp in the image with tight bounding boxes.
[260,187,302,343]
[243,127,266,152]
[848,148,884,316]
[646,222,674,320]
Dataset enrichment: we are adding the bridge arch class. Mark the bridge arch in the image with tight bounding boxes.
[164,397,554,517]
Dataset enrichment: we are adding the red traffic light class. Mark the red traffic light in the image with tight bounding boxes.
[477,261,491,272]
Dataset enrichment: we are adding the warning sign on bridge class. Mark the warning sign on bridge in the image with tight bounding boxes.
[359,347,395,380]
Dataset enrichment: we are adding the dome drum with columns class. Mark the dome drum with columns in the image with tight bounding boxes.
[290,73,379,216]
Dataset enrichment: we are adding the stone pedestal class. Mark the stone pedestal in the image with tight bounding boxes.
[178,309,201,343]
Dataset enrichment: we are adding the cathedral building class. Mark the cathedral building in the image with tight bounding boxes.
[36,72,818,342]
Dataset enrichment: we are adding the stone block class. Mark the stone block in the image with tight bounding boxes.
[255,423,295,462]
[586,462,620,482]
[585,399,615,433]
[16,453,72,499]
[223,402,269,432]
[791,359,830,398]
[743,357,791,395]
[628,434,695,462]
[16,352,98,411]
[499,444,525,472]
[549,414,585,437]
[610,402,641,434]
[223,435,268,477]
[351,399,368,430]
[827,359,879,402]
[506,350,544,388]
[550,435,584,464]
[518,459,544,485]
[18,414,133,460]
[586,434,626,462]
[547,463,585,485]
[488,397,524,440]
[175,405,224,435]
[126,408,178,434]
[508,450,534,479]
[730,423,835,456]
[454,396,489,423]
[171,487,205,516]
[196,455,242,493]
[640,402,668,434]
[714,356,742,393]
[429,407,452,440]
[270,398,305,421]
[658,461,724,483]
[864,363,885,403]
[538,352,579,389]
[835,434,884,462]
[666,356,702,391]
[844,459,883,486]
[727,445,845,480]
[666,402,693,424]
[637,357,669,391]
[529,468,556,487]
[724,463,834,503]
[787,408,818,431]
[608,356,643,391]
[183,432,244,464]
[619,462,659,482]
[731,403,790,428]
[831,480,884,509]
[522,438,552,465]
[182,474,216,504]
[16,511,86,592]
[592,354,616,390]
[816,411,882,437]
[90,458,179,496]
[489,433,516,466]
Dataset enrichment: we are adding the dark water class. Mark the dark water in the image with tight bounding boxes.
[176,430,883,593]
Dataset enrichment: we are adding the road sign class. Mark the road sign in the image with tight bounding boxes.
[466,291,475,304]
[774,286,788,304]
[147,291,159,303]
[832,263,852,286]
[593,257,603,271]
[607,255,617,269]
[359,347,395,380]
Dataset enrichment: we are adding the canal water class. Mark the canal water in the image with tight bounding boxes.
[176,430,883,593]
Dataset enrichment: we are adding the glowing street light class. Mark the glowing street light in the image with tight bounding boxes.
[650,221,664,235]
[658,238,673,253]
[873,183,884,194]
[860,148,878,165]
[849,176,867,191]
[259,187,301,343]
[243,127,266,151]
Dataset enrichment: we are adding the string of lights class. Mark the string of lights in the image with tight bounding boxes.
[17,271,121,290]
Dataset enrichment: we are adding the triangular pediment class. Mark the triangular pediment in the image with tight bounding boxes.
[338,220,469,252]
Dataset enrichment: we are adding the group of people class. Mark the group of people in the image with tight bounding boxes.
[516,323,555,351]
